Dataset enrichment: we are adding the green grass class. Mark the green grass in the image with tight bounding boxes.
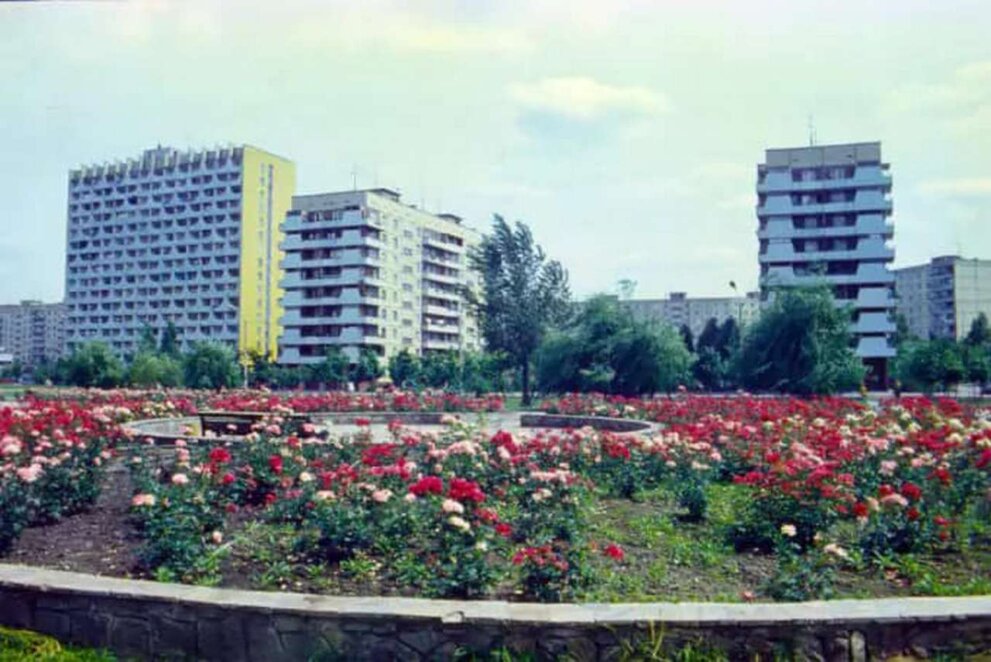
[0,384,25,401]
[0,628,115,662]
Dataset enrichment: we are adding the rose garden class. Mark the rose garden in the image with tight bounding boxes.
[0,388,989,660]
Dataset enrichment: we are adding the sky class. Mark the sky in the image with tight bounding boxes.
[1,0,989,302]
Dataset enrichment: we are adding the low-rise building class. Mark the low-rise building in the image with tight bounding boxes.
[622,291,761,337]
[894,256,991,340]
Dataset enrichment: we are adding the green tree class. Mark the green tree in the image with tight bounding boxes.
[159,321,181,357]
[181,342,239,389]
[679,324,695,353]
[58,342,125,388]
[388,349,421,387]
[535,332,584,393]
[350,347,383,384]
[736,286,864,395]
[693,317,741,391]
[128,352,183,387]
[894,339,966,393]
[965,313,991,346]
[611,323,692,395]
[535,295,691,396]
[466,215,571,405]
[460,351,507,394]
[963,343,990,386]
[421,351,460,389]
[137,325,158,355]
[310,347,349,389]
[892,313,915,347]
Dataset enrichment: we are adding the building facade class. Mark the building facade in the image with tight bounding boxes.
[894,256,991,340]
[622,291,760,338]
[756,141,896,381]
[278,189,481,365]
[64,145,295,358]
[0,300,66,366]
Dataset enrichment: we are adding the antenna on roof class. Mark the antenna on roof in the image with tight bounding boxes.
[807,115,817,147]
[350,165,358,191]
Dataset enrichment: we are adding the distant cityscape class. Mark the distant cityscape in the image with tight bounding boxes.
[1,140,989,383]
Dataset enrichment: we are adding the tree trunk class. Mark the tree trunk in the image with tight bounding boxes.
[521,356,531,406]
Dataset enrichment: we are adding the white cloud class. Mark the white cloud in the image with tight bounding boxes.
[509,76,668,121]
[919,178,991,196]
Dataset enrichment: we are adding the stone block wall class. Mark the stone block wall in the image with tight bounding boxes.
[1,565,989,661]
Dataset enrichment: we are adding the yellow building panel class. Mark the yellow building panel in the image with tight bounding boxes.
[238,146,296,360]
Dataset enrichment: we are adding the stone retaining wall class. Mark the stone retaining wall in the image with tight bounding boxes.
[1,564,988,661]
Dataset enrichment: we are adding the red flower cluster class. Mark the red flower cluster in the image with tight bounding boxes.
[447,478,485,503]
[409,475,444,496]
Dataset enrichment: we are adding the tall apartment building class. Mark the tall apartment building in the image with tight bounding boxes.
[757,142,895,382]
[622,291,760,337]
[894,256,991,340]
[64,145,295,358]
[0,300,66,365]
[278,189,482,365]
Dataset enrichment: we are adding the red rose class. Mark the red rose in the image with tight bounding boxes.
[268,454,284,474]
[901,482,922,501]
[221,472,235,485]
[604,543,625,561]
[208,447,232,464]
[495,523,512,538]
[906,507,920,521]
[409,476,444,496]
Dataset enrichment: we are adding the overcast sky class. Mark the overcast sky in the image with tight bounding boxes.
[1,0,989,302]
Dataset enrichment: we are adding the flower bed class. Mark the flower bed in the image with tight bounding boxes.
[28,388,504,415]
[0,401,138,554]
[1,391,989,604]
[115,395,990,602]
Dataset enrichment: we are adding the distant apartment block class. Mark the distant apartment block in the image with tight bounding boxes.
[894,256,991,340]
[0,300,65,365]
[278,189,482,365]
[622,291,760,338]
[757,141,895,381]
[64,145,295,358]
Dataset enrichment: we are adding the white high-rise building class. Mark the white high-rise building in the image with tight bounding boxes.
[64,145,295,358]
[757,142,896,383]
[278,188,481,365]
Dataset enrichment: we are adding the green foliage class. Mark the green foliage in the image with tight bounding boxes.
[56,342,125,388]
[128,352,183,387]
[0,628,116,662]
[894,339,966,392]
[536,295,691,395]
[137,325,158,355]
[388,349,420,386]
[181,342,239,389]
[467,214,571,404]
[965,312,991,346]
[736,286,864,395]
[350,348,383,384]
[692,318,740,391]
[420,351,460,388]
[309,348,349,388]
[159,320,181,357]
